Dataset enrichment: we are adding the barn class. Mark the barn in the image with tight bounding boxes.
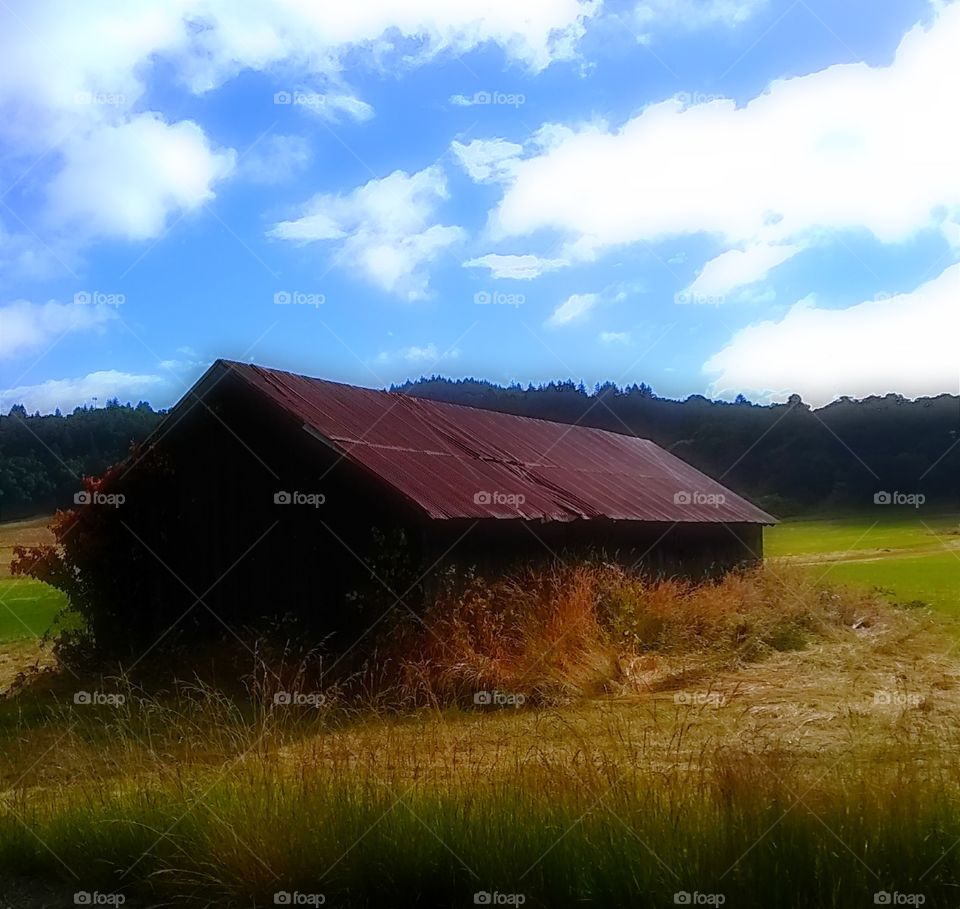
[92,359,776,652]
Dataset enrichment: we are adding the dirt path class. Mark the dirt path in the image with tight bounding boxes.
[775,537,960,566]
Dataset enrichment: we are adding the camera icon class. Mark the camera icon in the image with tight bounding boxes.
[474,893,492,905]
[75,892,92,905]
[474,691,492,705]
[273,692,292,705]
[674,892,692,905]
[874,491,891,505]
[73,691,91,705]
[473,291,491,305]
[473,491,492,505]
[74,291,91,305]
[673,491,691,505]
[274,491,291,505]
[874,892,891,905]
[473,91,492,105]
[274,291,291,305]
[273,91,292,105]
[74,491,92,505]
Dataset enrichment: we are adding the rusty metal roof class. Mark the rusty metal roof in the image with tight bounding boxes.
[217,359,776,524]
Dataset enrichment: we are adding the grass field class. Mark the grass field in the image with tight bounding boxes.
[767,512,960,613]
[0,513,959,906]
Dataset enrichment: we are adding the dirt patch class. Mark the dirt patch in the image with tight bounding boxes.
[0,517,54,580]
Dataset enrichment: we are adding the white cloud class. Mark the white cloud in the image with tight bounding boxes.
[0,1,597,252]
[237,134,312,185]
[464,253,569,279]
[545,292,600,328]
[599,330,630,343]
[705,262,960,406]
[0,299,116,360]
[269,165,464,300]
[44,114,235,241]
[686,242,804,300]
[376,343,461,364]
[631,0,766,40]
[0,370,166,413]
[465,4,960,289]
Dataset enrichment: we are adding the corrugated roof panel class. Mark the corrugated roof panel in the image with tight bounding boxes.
[219,360,776,525]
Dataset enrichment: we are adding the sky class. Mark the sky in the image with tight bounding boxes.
[0,0,958,413]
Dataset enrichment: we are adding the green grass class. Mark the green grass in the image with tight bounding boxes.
[0,577,67,642]
[766,513,960,613]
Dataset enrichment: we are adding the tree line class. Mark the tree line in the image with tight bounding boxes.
[2,381,958,520]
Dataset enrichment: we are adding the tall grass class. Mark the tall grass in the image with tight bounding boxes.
[0,565,938,907]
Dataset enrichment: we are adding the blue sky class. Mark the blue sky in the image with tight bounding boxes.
[0,0,957,413]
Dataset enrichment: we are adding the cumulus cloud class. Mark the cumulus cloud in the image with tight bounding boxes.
[0,370,166,413]
[237,135,312,186]
[0,0,598,254]
[685,242,805,300]
[461,4,960,288]
[0,299,116,360]
[705,263,960,406]
[545,292,600,328]
[269,165,464,300]
[464,253,569,279]
[44,114,235,241]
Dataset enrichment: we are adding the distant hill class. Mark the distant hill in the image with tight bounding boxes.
[2,381,957,520]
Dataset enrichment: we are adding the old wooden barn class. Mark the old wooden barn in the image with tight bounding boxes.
[91,359,775,651]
